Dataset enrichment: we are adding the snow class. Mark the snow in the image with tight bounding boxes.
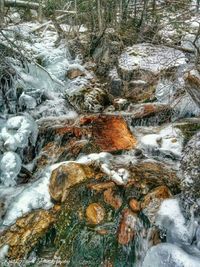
[0,115,38,151]
[118,44,186,74]
[142,243,200,267]
[0,152,22,187]
[139,125,183,158]
[2,166,54,226]
[0,245,9,260]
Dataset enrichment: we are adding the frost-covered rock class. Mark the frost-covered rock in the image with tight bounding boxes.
[139,125,183,159]
[19,92,37,110]
[142,243,200,267]
[118,44,186,75]
[0,115,38,152]
[0,152,22,187]
[180,131,200,218]
[2,166,53,226]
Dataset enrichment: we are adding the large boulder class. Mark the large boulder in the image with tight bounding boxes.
[49,162,96,202]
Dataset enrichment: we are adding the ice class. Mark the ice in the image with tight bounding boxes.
[19,92,37,110]
[139,125,183,159]
[0,245,9,260]
[2,166,54,226]
[0,152,22,186]
[156,199,197,246]
[0,115,38,151]
[142,243,200,267]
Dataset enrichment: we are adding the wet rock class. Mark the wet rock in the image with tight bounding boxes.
[88,181,115,192]
[128,103,172,126]
[118,209,137,245]
[129,199,141,213]
[86,203,105,225]
[79,115,137,152]
[103,188,122,210]
[180,131,200,218]
[49,162,95,202]
[141,186,172,223]
[66,68,85,79]
[37,115,136,170]
[124,78,157,103]
[184,69,200,107]
[66,87,110,113]
[127,160,180,195]
[0,206,60,259]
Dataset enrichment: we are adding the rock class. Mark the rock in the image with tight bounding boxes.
[79,115,137,152]
[86,203,105,225]
[124,78,157,103]
[118,209,137,245]
[127,161,180,195]
[129,199,141,213]
[66,87,111,113]
[0,206,60,259]
[66,68,85,79]
[37,115,137,170]
[9,12,21,24]
[110,78,123,97]
[49,162,95,202]
[129,103,172,126]
[103,188,122,210]
[88,181,115,192]
[184,69,200,107]
[118,44,186,77]
[141,186,172,223]
[180,131,200,218]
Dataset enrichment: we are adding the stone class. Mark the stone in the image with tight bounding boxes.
[49,162,95,202]
[184,69,200,107]
[88,181,115,192]
[86,203,105,225]
[180,131,200,218]
[129,103,172,126]
[141,186,172,223]
[66,68,85,79]
[79,115,137,152]
[117,209,137,245]
[127,160,180,195]
[0,206,60,259]
[103,188,122,210]
[129,199,141,213]
[66,87,110,113]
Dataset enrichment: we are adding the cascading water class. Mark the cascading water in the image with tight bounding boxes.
[0,17,200,267]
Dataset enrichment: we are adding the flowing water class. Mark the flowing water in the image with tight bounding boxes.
[0,21,200,267]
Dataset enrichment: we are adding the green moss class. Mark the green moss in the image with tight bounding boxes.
[176,121,200,145]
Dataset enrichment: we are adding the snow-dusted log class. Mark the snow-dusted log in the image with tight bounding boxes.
[4,0,43,9]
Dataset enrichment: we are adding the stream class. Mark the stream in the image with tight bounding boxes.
[0,19,200,267]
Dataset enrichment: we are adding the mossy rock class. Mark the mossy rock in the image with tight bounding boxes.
[175,119,200,145]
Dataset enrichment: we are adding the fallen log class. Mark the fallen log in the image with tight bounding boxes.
[4,0,44,9]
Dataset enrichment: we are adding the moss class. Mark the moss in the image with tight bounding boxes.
[176,121,200,145]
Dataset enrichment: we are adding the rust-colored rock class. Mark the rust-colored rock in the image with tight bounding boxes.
[79,115,137,152]
[117,209,137,245]
[129,199,141,213]
[141,185,172,223]
[0,206,60,259]
[141,185,172,210]
[103,188,122,210]
[49,162,95,202]
[86,203,105,225]
[66,68,85,79]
